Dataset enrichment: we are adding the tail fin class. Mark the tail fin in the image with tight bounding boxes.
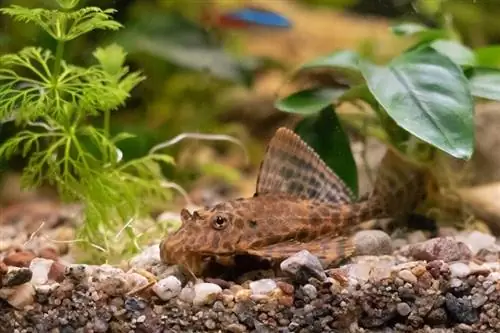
[369,147,428,218]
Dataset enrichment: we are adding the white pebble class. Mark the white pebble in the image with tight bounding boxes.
[179,286,195,303]
[487,272,500,282]
[457,231,496,255]
[152,276,182,301]
[29,258,54,286]
[249,279,277,295]
[129,245,161,269]
[193,283,222,306]
[449,262,471,278]
[302,284,317,299]
[0,283,35,309]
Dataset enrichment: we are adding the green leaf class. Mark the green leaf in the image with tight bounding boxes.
[294,106,358,197]
[468,67,500,101]
[430,40,476,66]
[296,50,363,84]
[474,46,500,68]
[274,88,345,115]
[391,22,446,42]
[360,47,474,160]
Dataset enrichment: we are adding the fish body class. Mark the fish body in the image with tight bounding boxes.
[202,6,292,29]
[160,127,426,276]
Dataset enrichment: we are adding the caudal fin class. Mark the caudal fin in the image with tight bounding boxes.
[370,147,428,217]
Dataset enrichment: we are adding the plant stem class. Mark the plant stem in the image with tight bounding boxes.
[53,40,65,81]
[103,109,110,139]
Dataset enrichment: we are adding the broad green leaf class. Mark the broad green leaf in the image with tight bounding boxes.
[294,106,358,197]
[296,50,363,84]
[360,47,474,160]
[474,46,500,68]
[274,88,345,115]
[391,22,446,42]
[468,68,500,101]
[391,23,429,36]
[430,40,476,66]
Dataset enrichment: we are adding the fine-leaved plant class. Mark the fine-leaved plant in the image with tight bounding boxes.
[0,0,177,262]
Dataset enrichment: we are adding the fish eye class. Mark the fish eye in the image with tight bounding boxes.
[212,215,227,230]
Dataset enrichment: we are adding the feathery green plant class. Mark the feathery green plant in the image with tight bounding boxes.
[0,0,176,262]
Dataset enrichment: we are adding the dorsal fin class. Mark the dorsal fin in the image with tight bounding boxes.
[255,127,354,204]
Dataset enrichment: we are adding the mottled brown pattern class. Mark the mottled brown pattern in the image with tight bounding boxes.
[160,127,427,276]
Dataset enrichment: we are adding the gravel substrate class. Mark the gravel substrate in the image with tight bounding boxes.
[1,231,499,333]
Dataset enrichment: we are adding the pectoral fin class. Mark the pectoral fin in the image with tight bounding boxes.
[246,236,356,268]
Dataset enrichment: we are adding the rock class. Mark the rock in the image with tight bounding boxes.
[249,279,277,295]
[301,284,317,300]
[48,261,66,282]
[396,302,411,316]
[445,293,478,324]
[280,250,327,282]
[476,245,500,262]
[0,282,35,309]
[193,283,222,306]
[398,270,417,284]
[471,293,488,308]
[178,285,195,303]
[409,237,472,262]
[129,245,161,269]
[353,230,392,256]
[29,258,54,285]
[455,231,496,255]
[276,281,294,295]
[152,276,182,301]
[3,251,36,267]
[38,247,59,261]
[1,267,32,287]
[407,230,428,244]
[449,262,471,278]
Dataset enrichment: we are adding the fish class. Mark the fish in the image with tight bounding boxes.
[159,127,426,277]
[202,6,292,30]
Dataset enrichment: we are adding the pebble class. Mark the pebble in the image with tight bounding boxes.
[456,231,496,255]
[398,270,417,284]
[2,267,32,287]
[396,302,411,316]
[301,284,317,299]
[179,285,195,303]
[445,293,478,324]
[152,276,182,301]
[29,258,54,285]
[353,230,392,255]
[249,279,277,295]
[128,245,161,269]
[3,251,36,267]
[471,293,488,308]
[0,283,35,309]
[280,250,327,282]
[193,283,222,306]
[409,237,472,262]
[449,262,471,278]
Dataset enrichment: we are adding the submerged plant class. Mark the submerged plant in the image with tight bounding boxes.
[0,0,176,262]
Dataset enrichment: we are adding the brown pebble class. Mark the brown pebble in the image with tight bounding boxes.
[277,281,294,295]
[417,271,433,289]
[205,278,231,289]
[38,247,59,261]
[4,251,36,267]
[48,261,66,282]
[278,295,294,307]
[411,265,427,277]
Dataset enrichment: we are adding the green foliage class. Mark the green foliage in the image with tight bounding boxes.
[275,8,500,195]
[0,0,176,262]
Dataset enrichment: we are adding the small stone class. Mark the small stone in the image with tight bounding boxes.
[280,250,327,282]
[445,293,478,324]
[3,251,36,267]
[193,283,222,306]
[38,247,59,261]
[278,295,294,307]
[398,270,417,284]
[353,230,392,255]
[301,284,317,299]
[178,285,195,303]
[426,308,447,325]
[277,281,294,295]
[250,279,276,295]
[48,261,66,282]
[0,282,35,309]
[449,262,471,278]
[226,323,247,333]
[456,231,496,255]
[29,258,54,285]
[407,230,427,244]
[235,289,252,302]
[204,319,216,330]
[2,267,32,287]
[411,265,427,277]
[396,302,411,316]
[128,244,161,269]
[152,276,182,301]
[409,237,472,262]
[471,293,488,308]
